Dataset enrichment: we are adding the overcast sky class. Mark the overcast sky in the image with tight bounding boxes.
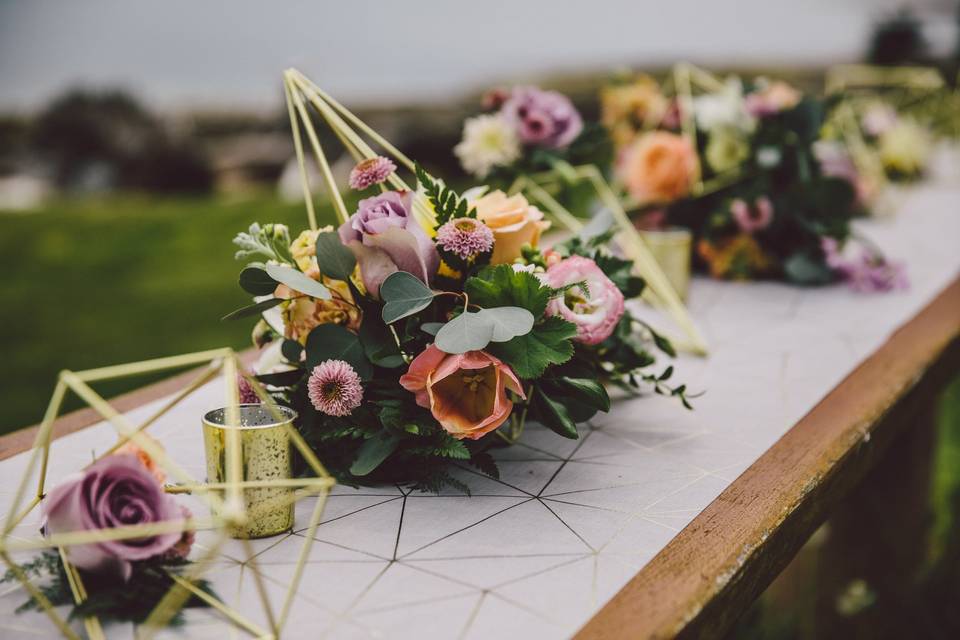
[0,0,952,112]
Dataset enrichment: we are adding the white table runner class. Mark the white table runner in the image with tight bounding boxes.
[2,178,958,639]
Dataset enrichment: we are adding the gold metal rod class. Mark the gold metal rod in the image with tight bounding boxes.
[283,74,319,231]
[284,72,350,225]
[59,547,106,640]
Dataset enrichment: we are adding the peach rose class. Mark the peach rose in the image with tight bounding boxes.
[277,266,362,343]
[618,131,698,205]
[470,190,548,264]
[399,346,525,440]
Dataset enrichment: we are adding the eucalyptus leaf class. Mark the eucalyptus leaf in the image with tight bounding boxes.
[315,231,356,281]
[281,339,303,363]
[380,271,436,324]
[421,322,444,336]
[238,267,277,296]
[221,297,283,321]
[434,311,494,354]
[479,307,535,343]
[305,324,372,379]
[265,264,331,299]
[350,432,399,476]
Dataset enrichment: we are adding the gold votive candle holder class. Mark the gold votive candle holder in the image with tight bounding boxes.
[202,404,296,538]
[638,227,693,301]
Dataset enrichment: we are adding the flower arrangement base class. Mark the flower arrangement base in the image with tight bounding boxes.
[0,348,334,639]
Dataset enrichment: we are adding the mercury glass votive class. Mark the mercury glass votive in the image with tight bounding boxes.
[202,404,296,538]
[638,227,693,301]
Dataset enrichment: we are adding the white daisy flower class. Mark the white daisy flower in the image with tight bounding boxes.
[454,114,521,178]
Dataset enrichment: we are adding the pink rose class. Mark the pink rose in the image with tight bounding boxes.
[543,256,625,345]
[42,454,183,580]
[399,346,524,440]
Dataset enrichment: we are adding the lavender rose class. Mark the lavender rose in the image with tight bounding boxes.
[501,86,583,149]
[42,454,183,580]
[338,191,439,298]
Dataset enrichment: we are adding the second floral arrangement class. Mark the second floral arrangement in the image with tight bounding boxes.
[602,69,908,291]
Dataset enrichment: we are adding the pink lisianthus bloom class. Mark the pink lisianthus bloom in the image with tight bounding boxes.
[543,256,625,345]
[730,197,774,233]
[399,346,524,440]
[338,191,439,298]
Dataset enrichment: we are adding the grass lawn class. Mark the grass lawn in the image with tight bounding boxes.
[0,194,339,433]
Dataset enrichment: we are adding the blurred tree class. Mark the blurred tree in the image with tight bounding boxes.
[867,10,929,66]
[31,89,213,193]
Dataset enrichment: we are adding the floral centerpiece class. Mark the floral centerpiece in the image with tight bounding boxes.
[229,160,690,492]
[222,71,691,493]
[603,68,907,291]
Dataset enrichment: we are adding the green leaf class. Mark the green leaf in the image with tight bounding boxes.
[434,311,494,354]
[305,324,372,379]
[433,306,534,354]
[480,307,535,342]
[532,387,579,439]
[221,297,283,321]
[358,314,405,368]
[265,264,331,299]
[281,339,303,363]
[554,377,610,412]
[465,265,551,317]
[238,267,278,296]
[783,251,835,285]
[421,322,444,336]
[380,271,436,324]
[415,163,476,226]
[315,231,356,281]
[488,316,577,379]
[350,432,399,476]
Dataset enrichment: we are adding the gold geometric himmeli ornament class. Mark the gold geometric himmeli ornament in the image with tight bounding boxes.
[825,63,948,206]
[0,348,334,639]
[279,67,708,355]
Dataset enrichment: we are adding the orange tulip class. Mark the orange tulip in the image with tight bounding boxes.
[400,346,524,440]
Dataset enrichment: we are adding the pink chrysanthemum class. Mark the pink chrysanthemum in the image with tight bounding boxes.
[237,374,260,404]
[435,217,495,260]
[307,359,364,417]
[348,156,396,190]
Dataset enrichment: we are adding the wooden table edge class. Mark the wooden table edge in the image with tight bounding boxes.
[0,350,258,461]
[576,274,960,640]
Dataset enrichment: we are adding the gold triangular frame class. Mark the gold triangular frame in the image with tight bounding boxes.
[0,348,334,639]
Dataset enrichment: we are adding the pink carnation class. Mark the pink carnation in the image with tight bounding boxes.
[543,256,625,345]
[349,156,396,191]
[436,217,494,260]
[307,359,364,417]
[237,374,260,404]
